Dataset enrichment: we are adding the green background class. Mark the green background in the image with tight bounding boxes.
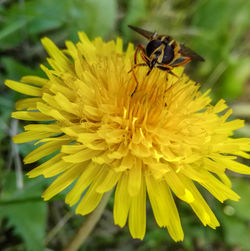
[0,0,250,250]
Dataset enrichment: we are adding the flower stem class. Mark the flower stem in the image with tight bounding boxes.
[63,190,113,251]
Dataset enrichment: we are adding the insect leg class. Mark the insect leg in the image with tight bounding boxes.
[156,65,179,78]
[130,62,150,96]
[134,44,146,64]
[129,63,148,96]
[169,57,191,67]
[130,45,150,96]
[146,68,153,76]
[128,45,149,73]
[128,63,148,73]
[157,65,173,71]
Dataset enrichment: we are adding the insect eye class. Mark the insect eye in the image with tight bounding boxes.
[154,50,161,55]
[146,40,162,57]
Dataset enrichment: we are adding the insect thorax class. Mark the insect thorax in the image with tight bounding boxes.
[146,39,175,64]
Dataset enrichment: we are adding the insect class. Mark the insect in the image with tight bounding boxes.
[128,25,204,78]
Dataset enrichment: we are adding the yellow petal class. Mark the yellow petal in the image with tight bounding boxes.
[115,154,135,172]
[13,131,56,143]
[37,102,72,122]
[107,143,128,159]
[116,37,123,53]
[29,154,71,178]
[127,159,141,197]
[128,175,146,240]
[43,160,73,178]
[146,172,184,241]
[165,169,194,203]
[65,162,101,206]
[24,123,60,132]
[5,80,42,96]
[164,185,184,241]
[96,168,121,193]
[83,104,102,120]
[62,148,101,163]
[217,172,232,187]
[179,174,220,229]
[16,98,41,110]
[213,99,227,113]
[54,92,80,116]
[61,144,86,154]
[12,111,52,121]
[182,166,240,202]
[146,162,171,179]
[145,174,169,227]
[24,136,71,164]
[213,157,250,175]
[41,37,73,72]
[21,75,48,86]
[27,153,63,178]
[216,119,244,133]
[75,183,103,215]
[114,173,131,227]
[42,164,83,200]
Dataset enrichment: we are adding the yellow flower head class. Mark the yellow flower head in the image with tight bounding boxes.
[5,32,250,241]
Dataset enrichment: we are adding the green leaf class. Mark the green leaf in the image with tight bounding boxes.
[0,93,14,140]
[0,19,28,41]
[191,0,250,68]
[192,0,235,33]
[0,172,47,251]
[0,0,117,50]
[222,216,250,250]
[66,0,117,41]
[120,0,147,42]
[227,179,250,221]
[0,18,28,48]
[1,57,43,81]
[216,178,250,249]
[23,0,67,35]
[217,58,250,101]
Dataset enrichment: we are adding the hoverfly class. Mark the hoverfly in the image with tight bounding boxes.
[128,25,204,78]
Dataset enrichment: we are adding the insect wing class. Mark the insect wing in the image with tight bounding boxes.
[128,25,156,40]
[180,44,205,62]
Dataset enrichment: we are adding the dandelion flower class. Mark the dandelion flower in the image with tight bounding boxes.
[5,32,250,241]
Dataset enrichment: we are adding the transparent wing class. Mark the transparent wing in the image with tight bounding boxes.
[128,25,156,40]
[180,44,205,62]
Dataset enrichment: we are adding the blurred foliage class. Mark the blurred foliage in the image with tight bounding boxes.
[0,172,47,251]
[0,0,250,250]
